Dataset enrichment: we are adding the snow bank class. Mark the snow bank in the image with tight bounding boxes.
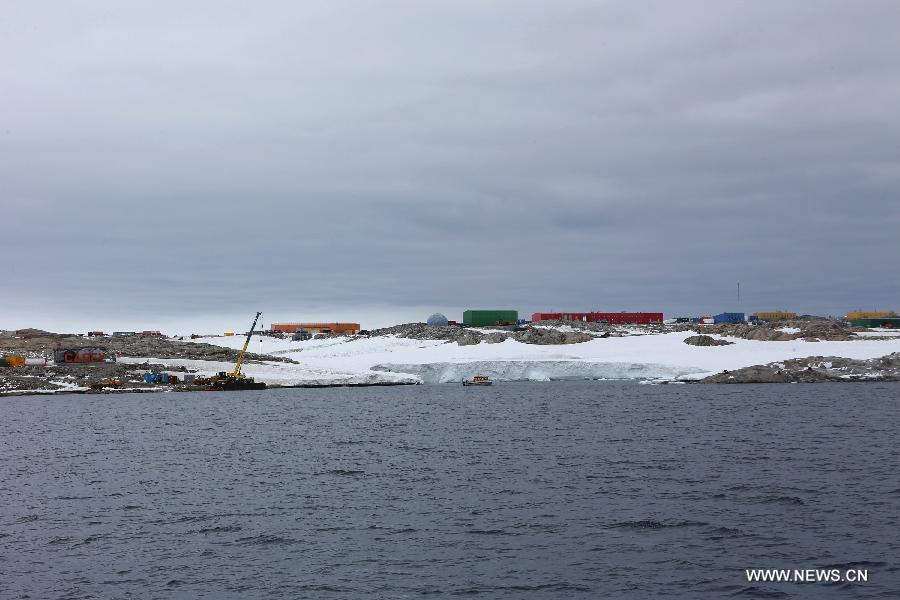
[778,327,802,334]
[853,329,900,338]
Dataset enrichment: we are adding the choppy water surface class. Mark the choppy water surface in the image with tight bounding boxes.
[1,382,898,599]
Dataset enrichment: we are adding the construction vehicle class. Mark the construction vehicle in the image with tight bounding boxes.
[89,378,122,390]
[196,312,267,391]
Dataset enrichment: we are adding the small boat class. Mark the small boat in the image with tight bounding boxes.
[462,375,492,386]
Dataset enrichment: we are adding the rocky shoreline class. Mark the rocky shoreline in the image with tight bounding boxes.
[698,353,900,383]
[0,362,195,396]
[0,329,299,396]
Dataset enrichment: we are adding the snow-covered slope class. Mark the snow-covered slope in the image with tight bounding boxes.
[153,330,900,385]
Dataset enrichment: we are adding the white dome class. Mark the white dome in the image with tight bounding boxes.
[426,313,449,327]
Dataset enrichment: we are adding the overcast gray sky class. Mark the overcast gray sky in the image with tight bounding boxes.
[2,0,898,332]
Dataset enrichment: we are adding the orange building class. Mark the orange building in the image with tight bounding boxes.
[272,322,360,335]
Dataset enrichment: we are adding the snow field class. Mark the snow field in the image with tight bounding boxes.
[121,329,900,385]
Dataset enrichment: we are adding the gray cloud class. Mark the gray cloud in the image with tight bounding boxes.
[2,0,898,331]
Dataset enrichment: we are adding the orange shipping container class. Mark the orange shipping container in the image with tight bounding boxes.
[272,322,361,335]
[4,355,26,368]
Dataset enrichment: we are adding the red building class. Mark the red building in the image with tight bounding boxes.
[531,312,664,325]
[53,348,110,364]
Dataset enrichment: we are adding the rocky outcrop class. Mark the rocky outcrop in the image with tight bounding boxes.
[0,331,297,364]
[367,323,475,343]
[525,319,625,334]
[743,328,797,341]
[456,331,486,346]
[675,318,857,342]
[366,323,597,346]
[700,353,900,383]
[512,328,595,345]
[683,335,733,347]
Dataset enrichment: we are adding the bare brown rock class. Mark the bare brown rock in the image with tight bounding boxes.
[683,335,733,347]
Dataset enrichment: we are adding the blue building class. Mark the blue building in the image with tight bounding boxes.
[714,312,745,324]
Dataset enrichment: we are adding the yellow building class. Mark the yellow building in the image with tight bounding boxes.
[753,311,796,321]
[846,311,896,320]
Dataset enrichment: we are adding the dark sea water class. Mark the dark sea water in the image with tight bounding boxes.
[1,381,898,599]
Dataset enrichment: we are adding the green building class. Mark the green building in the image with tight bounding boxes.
[849,317,900,328]
[463,309,518,327]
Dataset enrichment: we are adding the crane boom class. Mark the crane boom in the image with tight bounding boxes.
[232,311,262,377]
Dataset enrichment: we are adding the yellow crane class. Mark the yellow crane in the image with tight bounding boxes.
[198,312,267,391]
[232,311,262,378]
